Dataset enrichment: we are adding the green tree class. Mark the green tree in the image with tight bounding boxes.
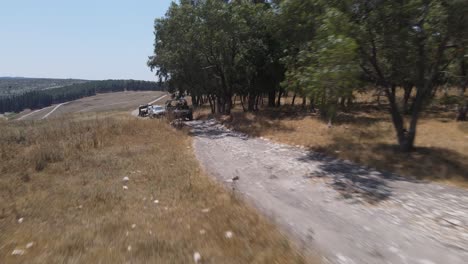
[149,0,279,114]
[282,5,360,121]
[277,0,322,108]
[347,0,465,151]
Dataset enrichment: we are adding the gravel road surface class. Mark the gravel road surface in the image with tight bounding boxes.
[187,119,468,264]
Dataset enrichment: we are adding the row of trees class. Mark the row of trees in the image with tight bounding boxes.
[0,80,164,113]
[149,0,467,151]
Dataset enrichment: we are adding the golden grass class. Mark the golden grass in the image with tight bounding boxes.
[0,113,309,263]
[201,96,468,187]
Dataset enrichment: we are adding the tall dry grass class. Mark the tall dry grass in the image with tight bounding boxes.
[0,113,309,263]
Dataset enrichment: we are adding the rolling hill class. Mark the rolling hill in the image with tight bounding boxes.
[0,78,164,113]
[0,77,89,97]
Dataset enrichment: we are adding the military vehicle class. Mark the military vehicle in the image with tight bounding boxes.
[165,99,193,121]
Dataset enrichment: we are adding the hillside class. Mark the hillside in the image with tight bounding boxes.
[0,77,89,97]
[0,79,165,114]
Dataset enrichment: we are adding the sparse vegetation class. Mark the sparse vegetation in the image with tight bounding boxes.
[0,114,309,263]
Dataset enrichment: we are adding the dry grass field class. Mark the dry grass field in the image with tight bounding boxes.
[15,91,166,121]
[0,114,308,263]
[195,92,468,187]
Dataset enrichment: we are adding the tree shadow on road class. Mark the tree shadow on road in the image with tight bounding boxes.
[299,141,468,203]
[186,120,251,140]
[299,152,419,204]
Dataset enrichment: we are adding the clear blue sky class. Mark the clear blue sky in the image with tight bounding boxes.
[0,0,173,81]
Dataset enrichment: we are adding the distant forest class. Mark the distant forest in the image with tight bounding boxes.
[0,77,90,97]
[0,80,164,113]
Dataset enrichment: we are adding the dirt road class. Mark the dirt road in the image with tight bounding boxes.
[187,119,468,264]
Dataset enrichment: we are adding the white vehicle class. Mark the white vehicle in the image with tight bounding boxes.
[148,105,166,118]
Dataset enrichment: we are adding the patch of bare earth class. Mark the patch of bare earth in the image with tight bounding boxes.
[0,113,309,263]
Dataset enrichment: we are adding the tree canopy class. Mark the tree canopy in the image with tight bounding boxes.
[148,0,467,151]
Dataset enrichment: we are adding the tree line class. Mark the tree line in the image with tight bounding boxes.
[148,0,467,151]
[0,80,164,114]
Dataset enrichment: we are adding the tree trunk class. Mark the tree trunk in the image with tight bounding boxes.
[276,88,283,107]
[291,92,297,106]
[402,84,413,114]
[268,90,276,107]
[301,96,306,109]
[376,92,381,106]
[240,95,246,112]
[217,96,224,114]
[456,54,467,121]
[192,95,198,107]
[225,94,232,115]
[310,97,316,112]
[457,101,467,121]
[385,85,415,152]
[248,94,256,112]
[208,95,215,114]
[339,97,346,108]
[255,95,260,111]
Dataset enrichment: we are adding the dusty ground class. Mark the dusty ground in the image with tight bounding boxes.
[0,114,308,263]
[187,119,468,264]
[205,98,468,187]
[16,91,166,120]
